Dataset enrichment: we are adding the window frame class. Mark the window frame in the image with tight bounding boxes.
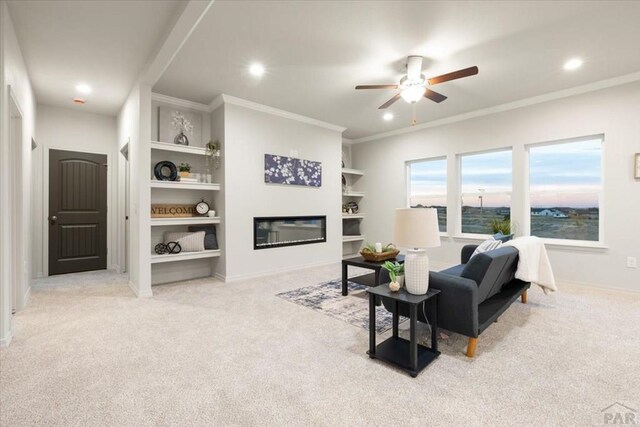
[457,147,514,238]
[405,155,448,235]
[525,134,605,246]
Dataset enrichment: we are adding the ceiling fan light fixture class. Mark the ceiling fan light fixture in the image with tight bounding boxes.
[400,85,426,103]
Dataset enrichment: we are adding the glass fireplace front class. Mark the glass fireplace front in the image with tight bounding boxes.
[254,216,327,250]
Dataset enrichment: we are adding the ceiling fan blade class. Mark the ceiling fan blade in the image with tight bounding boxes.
[428,66,479,85]
[355,84,398,90]
[378,93,401,109]
[424,89,447,103]
[406,55,423,80]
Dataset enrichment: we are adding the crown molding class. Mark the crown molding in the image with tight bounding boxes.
[342,138,355,145]
[151,92,211,112]
[208,94,224,112]
[352,71,640,144]
[219,94,347,132]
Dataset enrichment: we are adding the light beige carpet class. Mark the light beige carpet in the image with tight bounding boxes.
[1,265,639,426]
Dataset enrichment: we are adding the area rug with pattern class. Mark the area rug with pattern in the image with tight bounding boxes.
[276,279,401,333]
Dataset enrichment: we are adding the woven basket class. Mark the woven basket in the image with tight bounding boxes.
[359,249,400,262]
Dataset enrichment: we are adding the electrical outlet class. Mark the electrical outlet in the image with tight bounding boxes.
[627,257,637,269]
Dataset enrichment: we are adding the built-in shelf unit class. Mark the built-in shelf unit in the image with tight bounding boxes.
[149,93,223,286]
[342,142,365,257]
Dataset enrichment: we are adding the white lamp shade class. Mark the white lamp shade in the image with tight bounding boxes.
[394,208,441,249]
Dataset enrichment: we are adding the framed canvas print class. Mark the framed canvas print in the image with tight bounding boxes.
[264,154,322,187]
[158,106,203,146]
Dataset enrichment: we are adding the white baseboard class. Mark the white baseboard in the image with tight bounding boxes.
[555,279,640,295]
[0,331,13,348]
[214,272,226,282]
[128,280,153,298]
[222,260,337,283]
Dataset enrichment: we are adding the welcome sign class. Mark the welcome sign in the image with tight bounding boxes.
[151,204,197,218]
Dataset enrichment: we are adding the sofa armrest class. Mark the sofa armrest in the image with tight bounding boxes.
[461,245,478,264]
[429,271,479,338]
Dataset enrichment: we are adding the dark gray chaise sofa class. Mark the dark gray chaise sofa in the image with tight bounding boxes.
[382,244,530,357]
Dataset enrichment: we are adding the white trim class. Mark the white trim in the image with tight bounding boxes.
[0,331,12,348]
[352,71,640,143]
[151,92,210,112]
[223,260,336,283]
[342,138,355,145]
[208,95,224,112]
[128,280,153,298]
[219,94,347,132]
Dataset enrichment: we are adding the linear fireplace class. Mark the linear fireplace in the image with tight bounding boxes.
[254,216,327,250]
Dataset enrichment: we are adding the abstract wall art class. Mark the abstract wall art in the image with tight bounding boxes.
[264,154,322,187]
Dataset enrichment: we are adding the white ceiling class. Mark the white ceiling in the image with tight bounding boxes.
[7,0,184,116]
[154,1,640,139]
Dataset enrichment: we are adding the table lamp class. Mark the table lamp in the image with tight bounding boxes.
[394,208,441,295]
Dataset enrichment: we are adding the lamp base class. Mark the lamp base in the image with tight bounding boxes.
[404,249,430,295]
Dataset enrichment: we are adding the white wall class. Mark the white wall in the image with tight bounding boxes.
[223,103,343,281]
[117,83,152,297]
[32,104,119,277]
[0,0,36,345]
[353,81,640,292]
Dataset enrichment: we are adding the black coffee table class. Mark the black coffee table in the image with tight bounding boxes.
[366,285,440,377]
[341,255,405,296]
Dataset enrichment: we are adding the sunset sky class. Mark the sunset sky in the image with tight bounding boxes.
[409,138,602,208]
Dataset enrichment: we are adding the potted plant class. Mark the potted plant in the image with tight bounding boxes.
[491,218,511,235]
[382,261,405,292]
[178,163,191,178]
[205,140,221,170]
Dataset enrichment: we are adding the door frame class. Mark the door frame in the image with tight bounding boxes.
[7,86,28,311]
[43,147,113,277]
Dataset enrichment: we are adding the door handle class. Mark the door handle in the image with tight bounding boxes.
[50,216,57,224]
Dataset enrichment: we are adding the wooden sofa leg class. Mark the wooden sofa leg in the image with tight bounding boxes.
[466,337,478,358]
[521,290,528,304]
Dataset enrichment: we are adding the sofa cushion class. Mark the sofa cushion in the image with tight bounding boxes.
[461,246,519,303]
[439,264,465,277]
[493,232,514,243]
[471,239,503,258]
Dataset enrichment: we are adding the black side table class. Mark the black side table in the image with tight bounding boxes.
[341,255,405,296]
[366,285,440,377]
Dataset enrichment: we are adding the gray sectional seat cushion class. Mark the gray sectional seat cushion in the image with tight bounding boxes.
[460,246,519,303]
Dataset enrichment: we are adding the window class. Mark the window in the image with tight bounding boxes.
[529,136,602,242]
[460,150,512,235]
[407,157,447,232]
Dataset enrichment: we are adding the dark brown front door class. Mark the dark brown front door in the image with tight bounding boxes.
[49,150,108,275]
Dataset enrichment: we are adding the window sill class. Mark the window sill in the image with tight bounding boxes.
[540,239,608,251]
[452,234,492,242]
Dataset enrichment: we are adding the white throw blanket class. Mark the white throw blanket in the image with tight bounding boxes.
[504,236,557,294]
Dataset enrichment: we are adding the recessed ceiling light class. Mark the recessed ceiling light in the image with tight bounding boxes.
[249,63,265,77]
[563,58,583,71]
[76,83,92,94]
[383,112,394,121]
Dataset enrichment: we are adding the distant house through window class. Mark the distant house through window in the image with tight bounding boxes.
[528,136,603,242]
[459,149,512,235]
[407,157,447,232]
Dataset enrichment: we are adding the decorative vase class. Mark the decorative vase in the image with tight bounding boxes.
[179,171,190,178]
[389,281,401,292]
[174,132,189,146]
[397,275,405,288]
[404,249,430,295]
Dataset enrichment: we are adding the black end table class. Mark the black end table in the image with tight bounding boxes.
[341,255,405,296]
[366,285,440,377]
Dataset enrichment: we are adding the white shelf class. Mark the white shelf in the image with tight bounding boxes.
[151,249,221,264]
[342,192,364,198]
[151,181,221,191]
[342,235,365,242]
[151,217,221,226]
[342,214,365,219]
[341,168,365,176]
[150,141,208,156]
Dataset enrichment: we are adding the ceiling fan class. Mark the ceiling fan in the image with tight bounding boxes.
[355,56,479,109]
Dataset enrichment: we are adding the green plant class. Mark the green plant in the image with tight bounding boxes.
[361,242,397,253]
[382,261,404,283]
[179,163,191,172]
[491,218,511,235]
